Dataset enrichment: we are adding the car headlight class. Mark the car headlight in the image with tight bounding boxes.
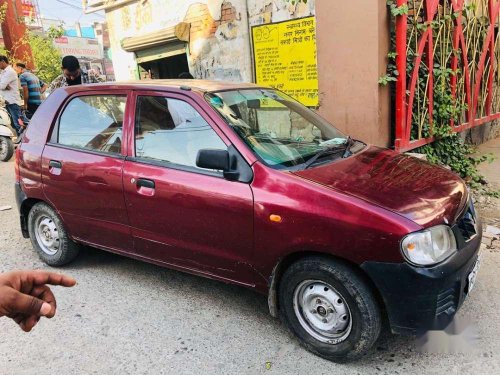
[401,225,457,266]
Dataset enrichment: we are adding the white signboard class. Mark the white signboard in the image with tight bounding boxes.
[53,36,103,60]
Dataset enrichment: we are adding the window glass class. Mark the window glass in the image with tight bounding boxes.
[58,95,126,154]
[206,89,350,170]
[135,96,226,169]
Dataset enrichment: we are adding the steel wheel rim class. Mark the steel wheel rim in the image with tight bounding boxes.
[293,280,352,344]
[0,137,7,159]
[34,215,60,256]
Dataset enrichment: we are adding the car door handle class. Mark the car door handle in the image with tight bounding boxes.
[136,178,155,189]
[49,160,62,169]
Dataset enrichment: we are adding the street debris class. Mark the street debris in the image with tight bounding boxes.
[486,225,500,236]
[483,226,499,249]
[0,205,12,211]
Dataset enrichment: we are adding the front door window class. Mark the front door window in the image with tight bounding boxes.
[134,95,226,169]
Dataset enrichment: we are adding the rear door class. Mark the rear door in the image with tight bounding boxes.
[122,91,255,283]
[41,92,133,252]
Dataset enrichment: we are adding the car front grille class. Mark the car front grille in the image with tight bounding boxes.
[456,199,478,242]
[436,285,458,317]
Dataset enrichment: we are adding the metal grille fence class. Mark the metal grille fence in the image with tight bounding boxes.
[395,0,500,151]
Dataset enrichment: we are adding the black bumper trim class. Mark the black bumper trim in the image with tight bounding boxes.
[361,222,482,334]
[15,182,29,238]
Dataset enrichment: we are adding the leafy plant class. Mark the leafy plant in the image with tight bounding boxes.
[382,0,499,192]
[0,4,62,83]
[27,32,62,83]
[378,74,398,86]
[388,1,409,16]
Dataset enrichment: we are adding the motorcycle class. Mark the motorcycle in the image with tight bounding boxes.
[0,97,16,162]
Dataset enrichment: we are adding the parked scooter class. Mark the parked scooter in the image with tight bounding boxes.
[0,96,16,162]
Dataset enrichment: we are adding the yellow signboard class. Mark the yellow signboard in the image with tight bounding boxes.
[252,17,319,107]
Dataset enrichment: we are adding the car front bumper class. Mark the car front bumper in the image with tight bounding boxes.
[361,220,482,334]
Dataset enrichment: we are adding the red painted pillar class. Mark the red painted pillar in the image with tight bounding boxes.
[0,0,34,67]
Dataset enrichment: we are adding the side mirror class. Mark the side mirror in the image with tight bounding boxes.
[196,149,241,181]
[196,149,229,171]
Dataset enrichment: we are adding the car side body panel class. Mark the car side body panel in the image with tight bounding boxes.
[249,162,421,292]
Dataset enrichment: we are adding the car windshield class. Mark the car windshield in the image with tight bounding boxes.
[206,89,350,169]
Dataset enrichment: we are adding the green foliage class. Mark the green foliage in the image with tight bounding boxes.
[0,3,8,57]
[0,3,7,24]
[0,1,61,83]
[387,0,409,16]
[383,0,498,193]
[378,74,397,86]
[27,32,62,84]
[47,25,64,39]
[417,133,495,188]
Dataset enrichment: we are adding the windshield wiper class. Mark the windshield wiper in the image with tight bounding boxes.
[342,136,354,158]
[303,145,345,169]
[303,137,354,170]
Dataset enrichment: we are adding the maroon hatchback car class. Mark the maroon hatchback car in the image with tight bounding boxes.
[15,80,481,361]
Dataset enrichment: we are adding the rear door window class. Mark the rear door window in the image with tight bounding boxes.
[57,95,127,155]
[134,96,226,169]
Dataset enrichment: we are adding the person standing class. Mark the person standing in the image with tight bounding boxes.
[0,56,23,135]
[47,55,104,93]
[15,62,47,118]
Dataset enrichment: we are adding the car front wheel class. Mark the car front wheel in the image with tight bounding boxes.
[278,256,382,362]
[27,202,80,266]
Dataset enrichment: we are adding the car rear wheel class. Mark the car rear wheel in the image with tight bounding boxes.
[28,202,80,266]
[278,256,381,362]
[0,136,14,162]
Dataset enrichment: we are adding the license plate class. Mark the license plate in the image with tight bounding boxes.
[467,256,481,295]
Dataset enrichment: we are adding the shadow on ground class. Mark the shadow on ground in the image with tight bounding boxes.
[66,245,417,363]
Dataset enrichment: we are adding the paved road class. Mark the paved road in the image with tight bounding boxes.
[0,158,499,375]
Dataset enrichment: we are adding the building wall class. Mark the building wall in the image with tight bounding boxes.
[316,0,391,146]
[106,0,252,82]
[247,0,315,26]
[105,0,391,147]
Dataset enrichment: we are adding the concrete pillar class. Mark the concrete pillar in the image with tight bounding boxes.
[315,0,391,147]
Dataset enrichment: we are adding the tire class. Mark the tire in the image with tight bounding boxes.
[0,136,14,162]
[27,202,80,266]
[278,256,381,362]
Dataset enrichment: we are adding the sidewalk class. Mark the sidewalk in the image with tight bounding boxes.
[476,136,500,226]
[477,136,500,189]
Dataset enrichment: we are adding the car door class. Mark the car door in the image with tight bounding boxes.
[122,91,255,284]
[41,92,133,252]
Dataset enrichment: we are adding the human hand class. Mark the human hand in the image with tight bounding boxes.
[0,270,76,332]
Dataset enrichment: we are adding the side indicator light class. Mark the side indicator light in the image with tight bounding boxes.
[270,214,282,223]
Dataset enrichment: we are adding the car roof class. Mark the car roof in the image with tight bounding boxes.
[61,79,262,95]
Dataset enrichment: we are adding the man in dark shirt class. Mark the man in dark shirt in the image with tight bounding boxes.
[15,63,47,117]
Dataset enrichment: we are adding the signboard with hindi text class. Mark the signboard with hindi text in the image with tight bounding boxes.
[251,17,318,107]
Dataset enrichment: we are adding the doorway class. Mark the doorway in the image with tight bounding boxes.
[139,53,190,79]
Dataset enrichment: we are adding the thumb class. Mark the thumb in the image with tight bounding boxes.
[9,290,51,316]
